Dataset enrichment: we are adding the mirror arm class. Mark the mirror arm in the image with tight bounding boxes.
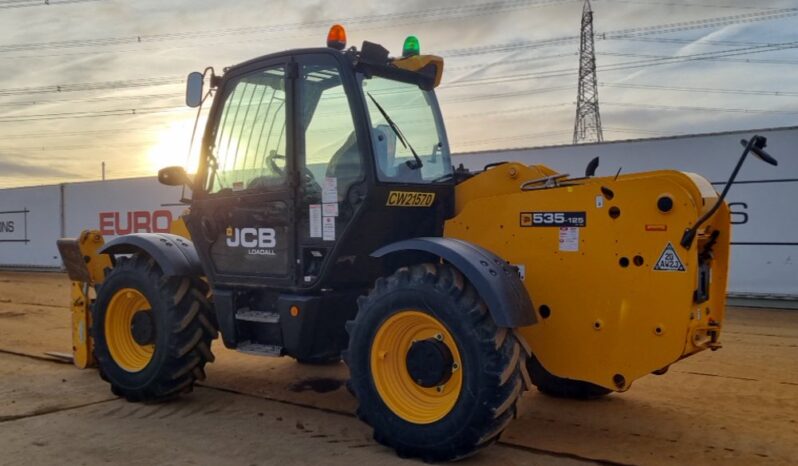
[680,136,766,249]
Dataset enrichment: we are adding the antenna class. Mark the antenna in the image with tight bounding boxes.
[573,0,604,144]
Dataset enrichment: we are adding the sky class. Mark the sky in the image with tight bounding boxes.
[0,0,796,188]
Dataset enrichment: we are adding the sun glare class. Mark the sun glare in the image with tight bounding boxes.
[146,117,205,174]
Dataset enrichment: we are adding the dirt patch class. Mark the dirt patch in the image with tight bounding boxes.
[2,271,797,465]
[0,353,587,466]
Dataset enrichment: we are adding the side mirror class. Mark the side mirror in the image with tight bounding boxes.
[186,71,204,108]
[740,137,778,166]
[158,166,192,187]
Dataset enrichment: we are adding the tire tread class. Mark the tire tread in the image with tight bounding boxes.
[345,263,527,462]
[92,253,216,402]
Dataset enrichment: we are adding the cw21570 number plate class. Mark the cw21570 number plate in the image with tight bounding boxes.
[520,211,587,227]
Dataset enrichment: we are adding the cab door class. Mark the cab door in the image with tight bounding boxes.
[186,59,297,288]
[293,53,371,288]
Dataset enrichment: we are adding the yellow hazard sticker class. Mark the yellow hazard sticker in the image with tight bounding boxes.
[386,191,436,207]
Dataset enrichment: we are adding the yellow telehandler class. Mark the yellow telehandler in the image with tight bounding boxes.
[57,25,778,461]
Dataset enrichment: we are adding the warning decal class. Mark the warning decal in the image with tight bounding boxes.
[654,242,685,272]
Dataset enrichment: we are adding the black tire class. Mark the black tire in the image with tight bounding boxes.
[527,354,612,399]
[344,263,528,462]
[92,253,217,402]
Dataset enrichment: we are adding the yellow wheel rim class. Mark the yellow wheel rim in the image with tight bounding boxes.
[370,310,463,424]
[105,288,154,372]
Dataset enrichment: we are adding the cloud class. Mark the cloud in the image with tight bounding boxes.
[0,155,83,178]
[0,0,797,187]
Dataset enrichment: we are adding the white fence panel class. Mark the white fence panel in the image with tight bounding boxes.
[0,185,62,267]
[1,127,795,299]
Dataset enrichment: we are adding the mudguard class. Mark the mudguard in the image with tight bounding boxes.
[99,233,203,277]
[372,237,536,328]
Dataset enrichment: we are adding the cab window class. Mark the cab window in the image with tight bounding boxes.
[299,57,363,202]
[207,65,287,193]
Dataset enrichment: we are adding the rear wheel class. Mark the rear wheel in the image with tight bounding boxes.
[527,354,612,399]
[93,254,217,402]
[345,263,528,461]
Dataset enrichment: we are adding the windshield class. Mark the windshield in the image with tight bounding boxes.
[361,75,451,183]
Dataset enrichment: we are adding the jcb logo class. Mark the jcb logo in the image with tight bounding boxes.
[386,191,435,207]
[226,227,277,249]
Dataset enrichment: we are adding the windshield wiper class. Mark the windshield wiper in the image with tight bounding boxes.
[367,92,423,170]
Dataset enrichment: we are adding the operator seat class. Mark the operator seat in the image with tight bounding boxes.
[373,125,422,183]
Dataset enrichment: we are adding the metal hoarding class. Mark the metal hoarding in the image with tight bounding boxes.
[0,184,62,267]
[0,126,795,299]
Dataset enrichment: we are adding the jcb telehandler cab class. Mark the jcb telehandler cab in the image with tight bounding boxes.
[57,25,778,461]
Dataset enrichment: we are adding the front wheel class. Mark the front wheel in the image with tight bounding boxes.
[92,254,217,402]
[344,264,528,461]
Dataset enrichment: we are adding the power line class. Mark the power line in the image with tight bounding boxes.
[447,103,572,119]
[0,76,182,97]
[469,5,798,72]
[3,46,794,124]
[2,18,795,99]
[445,52,578,71]
[0,106,187,123]
[0,4,574,61]
[601,82,798,97]
[0,142,154,151]
[595,41,798,71]
[0,127,157,140]
[0,0,573,54]
[0,92,181,107]
[0,0,103,9]
[435,8,798,58]
[599,51,798,66]
[602,126,666,135]
[599,8,798,40]
[0,38,787,104]
[6,37,783,99]
[441,85,575,103]
[603,102,798,115]
[444,40,798,87]
[606,37,787,47]
[2,3,792,61]
[595,0,784,10]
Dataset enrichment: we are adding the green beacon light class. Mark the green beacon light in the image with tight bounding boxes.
[402,35,420,58]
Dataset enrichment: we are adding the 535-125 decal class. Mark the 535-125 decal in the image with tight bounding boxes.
[520,211,587,227]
